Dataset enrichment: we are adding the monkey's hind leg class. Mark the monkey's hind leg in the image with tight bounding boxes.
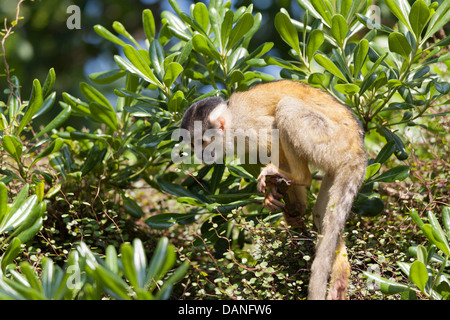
[326,236,350,300]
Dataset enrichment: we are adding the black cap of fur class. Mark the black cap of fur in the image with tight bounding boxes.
[180,96,225,137]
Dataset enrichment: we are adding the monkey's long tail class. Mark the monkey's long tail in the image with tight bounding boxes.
[307,165,365,300]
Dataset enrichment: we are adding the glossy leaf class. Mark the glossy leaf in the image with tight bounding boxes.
[42,68,56,98]
[2,135,23,166]
[16,79,43,136]
[374,141,396,164]
[34,105,72,140]
[388,32,412,59]
[32,92,56,120]
[31,138,64,167]
[121,45,161,86]
[142,9,156,41]
[424,1,450,41]
[220,10,234,51]
[330,14,348,45]
[314,54,347,81]
[122,194,145,218]
[0,182,7,223]
[227,12,254,50]
[306,29,324,62]
[370,165,410,183]
[427,211,450,256]
[0,194,38,234]
[443,206,450,236]
[275,12,301,57]
[409,0,430,39]
[163,62,183,88]
[193,2,209,33]
[1,237,22,273]
[89,102,118,131]
[89,69,126,85]
[364,163,381,180]
[409,260,428,293]
[363,271,411,294]
[94,25,127,47]
[384,0,412,32]
[334,83,360,95]
[354,39,369,78]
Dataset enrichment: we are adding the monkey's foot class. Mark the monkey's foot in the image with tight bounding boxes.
[257,165,292,211]
[257,163,292,194]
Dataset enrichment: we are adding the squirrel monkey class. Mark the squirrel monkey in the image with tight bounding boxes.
[180,80,366,300]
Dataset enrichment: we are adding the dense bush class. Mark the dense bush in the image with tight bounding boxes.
[0,0,449,299]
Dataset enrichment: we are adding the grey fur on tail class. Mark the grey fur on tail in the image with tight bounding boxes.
[307,165,365,300]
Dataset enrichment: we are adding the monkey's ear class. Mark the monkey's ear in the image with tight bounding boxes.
[208,103,228,130]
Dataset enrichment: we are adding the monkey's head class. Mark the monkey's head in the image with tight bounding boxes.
[180,96,232,155]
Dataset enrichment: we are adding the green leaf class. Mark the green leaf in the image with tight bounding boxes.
[427,211,450,256]
[220,10,234,51]
[30,138,64,167]
[409,0,430,39]
[374,140,396,164]
[80,82,113,111]
[112,21,140,48]
[156,176,203,202]
[227,12,254,50]
[314,54,347,81]
[89,102,118,131]
[94,24,127,46]
[421,224,450,257]
[364,163,381,180]
[1,237,22,273]
[192,33,222,61]
[308,73,326,85]
[330,14,348,45]
[353,196,384,217]
[443,206,450,236]
[363,271,411,294]
[62,92,91,117]
[122,194,144,218]
[145,213,198,229]
[275,12,301,57]
[334,83,360,95]
[145,237,172,288]
[306,29,324,63]
[193,2,209,33]
[410,209,424,228]
[388,32,412,59]
[2,135,23,166]
[89,69,126,85]
[384,0,412,32]
[42,68,56,98]
[121,45,161,86]
[106,245,119,274]
[0,182,7,223]
[163,62,183,88]
[424,1,450,42]
[353,39,369,78]
[0,195,38,234]
[120,243,139,289]
[80,145,107,176]
[409,260,428,293]
[16,79,43,136]
[34,105,72,140]
[142,9,156,41]
[168,90,185,113]
[310,0,333,26]
[370,165,410,183]
[149,40,164,78]
[32,91,56,120]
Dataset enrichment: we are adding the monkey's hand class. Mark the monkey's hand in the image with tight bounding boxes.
[257,164,292,211]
